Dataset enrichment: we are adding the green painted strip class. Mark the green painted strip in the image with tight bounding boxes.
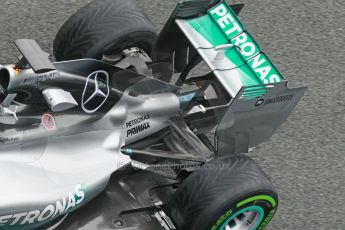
[237,195,277,208]
[188,15,228,46]
[243,88,267,93]
[187,2,285,90]
[242,90,267,95]
[242,92,267,98]
[244,85,268,91]
[258,208,277,230]
[243,90,268,95]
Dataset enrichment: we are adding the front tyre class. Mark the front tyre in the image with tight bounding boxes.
[168,154,278,230]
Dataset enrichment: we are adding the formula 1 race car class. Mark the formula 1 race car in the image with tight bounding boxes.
[0,0,307,230]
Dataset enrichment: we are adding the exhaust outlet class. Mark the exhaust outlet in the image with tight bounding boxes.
[0,65,78,111]
[0,67,11,104]
[0,58,120,110]
[0,67,10,92]
[0,65,61,92]
[0,65,50,104]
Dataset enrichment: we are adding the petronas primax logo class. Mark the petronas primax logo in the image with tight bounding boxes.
[210,4,283,84]
[0,184,85,227]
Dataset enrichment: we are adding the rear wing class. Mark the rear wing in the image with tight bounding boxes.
[155,0,307,153]
[174,1,285,97]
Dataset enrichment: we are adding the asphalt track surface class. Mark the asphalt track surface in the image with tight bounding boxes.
[0,0,344,229]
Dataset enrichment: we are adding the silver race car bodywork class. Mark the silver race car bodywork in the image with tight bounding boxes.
[0,59,182,229]
[0,1,307,229]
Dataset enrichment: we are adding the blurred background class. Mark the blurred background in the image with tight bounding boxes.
[0,0,344,229]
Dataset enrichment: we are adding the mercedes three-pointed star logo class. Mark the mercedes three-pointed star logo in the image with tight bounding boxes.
[81,70,110,114]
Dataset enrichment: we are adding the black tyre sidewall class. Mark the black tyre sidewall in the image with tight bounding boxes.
[169,154,279,230]
[53,0,157,61]
[204,191,278,230]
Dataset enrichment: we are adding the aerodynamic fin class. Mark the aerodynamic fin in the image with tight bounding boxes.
[14,39,56,74]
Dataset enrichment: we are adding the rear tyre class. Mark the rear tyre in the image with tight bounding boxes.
[168,154,278,230]
[53,0,157,61]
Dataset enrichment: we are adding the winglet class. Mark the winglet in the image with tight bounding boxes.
[14,39,56,74]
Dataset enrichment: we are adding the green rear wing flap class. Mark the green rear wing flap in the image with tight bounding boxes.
[176,2,285,97]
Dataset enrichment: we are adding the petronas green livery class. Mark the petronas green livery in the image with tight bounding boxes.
[176,3,284,97]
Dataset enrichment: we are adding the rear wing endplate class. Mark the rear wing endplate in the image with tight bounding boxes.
[216,81,307,154]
